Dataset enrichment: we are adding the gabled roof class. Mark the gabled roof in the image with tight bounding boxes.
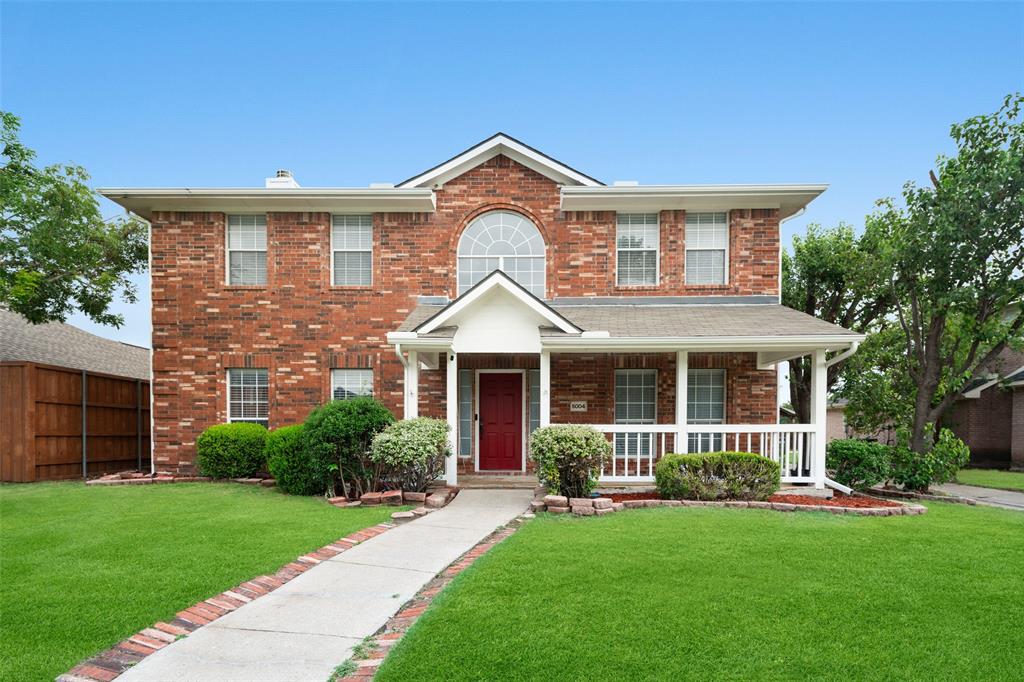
[0,308,150,380]
[412,270,581,335]
[397,133,604,189]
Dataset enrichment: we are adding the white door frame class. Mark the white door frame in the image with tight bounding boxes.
[474,369,527,473]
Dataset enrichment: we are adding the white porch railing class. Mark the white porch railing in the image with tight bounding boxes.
[563,424,819,484]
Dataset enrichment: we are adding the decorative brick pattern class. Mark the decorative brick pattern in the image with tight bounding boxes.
[150,155,783,473]
[57,522,397,682]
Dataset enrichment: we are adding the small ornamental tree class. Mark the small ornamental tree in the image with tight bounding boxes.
[302,397,395,498]
[371,418,449,492]
[529,425,611,499]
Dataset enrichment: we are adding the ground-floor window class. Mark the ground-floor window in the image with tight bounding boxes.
[331,369,373,401]
[614,369,657,458]
[688,368,725,451]
[458,369,473,456]
[227,368,269,428]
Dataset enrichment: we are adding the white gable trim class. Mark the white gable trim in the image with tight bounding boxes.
[398,133,602,189]
[415,271,581,335]
[962,365,1024,398]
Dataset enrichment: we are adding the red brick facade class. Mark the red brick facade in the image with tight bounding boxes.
[150,156,780,472]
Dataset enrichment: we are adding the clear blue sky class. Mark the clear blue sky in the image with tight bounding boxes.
[3,1,1022,348]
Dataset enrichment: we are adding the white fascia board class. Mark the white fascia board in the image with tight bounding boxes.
[417,274,580,335]
[398,134,602,189]
[541,334,863,353]
[98,187,436,219]
[560,184,828,219]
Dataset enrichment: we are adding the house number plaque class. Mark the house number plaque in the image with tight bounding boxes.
[569,401,587,412]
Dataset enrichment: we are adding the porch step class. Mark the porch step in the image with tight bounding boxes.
[457,475,538,489]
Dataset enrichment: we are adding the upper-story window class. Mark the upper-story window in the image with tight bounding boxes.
[685,212,729,285]
[616,213,659,286]
[457,210,545,298]
[227,215,267,285]
[332,215,373,286]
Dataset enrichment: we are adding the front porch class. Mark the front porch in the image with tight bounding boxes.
[387,271,862,490]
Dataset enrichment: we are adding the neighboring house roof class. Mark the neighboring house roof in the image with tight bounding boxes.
[961,347,1024,398]
[0,308,150,380]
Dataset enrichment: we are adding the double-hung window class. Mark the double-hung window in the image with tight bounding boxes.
[227,368,269,428]
[688,368,725,452]
[616,213,659,286]
[332,215,373,286]
[685,212,728,285]
[331,369,373,401]
[614,369,657,460]
[227,215,267,285]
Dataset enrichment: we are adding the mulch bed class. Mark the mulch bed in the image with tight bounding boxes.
[603,490,901,508]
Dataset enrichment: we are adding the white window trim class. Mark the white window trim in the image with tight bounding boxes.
[686,368,727,424]
[330,215,373,287]
[226,368,269,426]
[225,214,268,286]
[614,368,658,424]
[330,368,374,401]
[685,211,730,286]
[615,213,660,287]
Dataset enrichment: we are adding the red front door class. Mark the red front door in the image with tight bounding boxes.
[478,373,523,471]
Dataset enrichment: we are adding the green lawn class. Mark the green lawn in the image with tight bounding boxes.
[378,504,1024,681]
[956,468,1024,491]
[0,482,398,682]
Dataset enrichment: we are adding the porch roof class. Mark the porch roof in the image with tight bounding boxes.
[395,299,861,341]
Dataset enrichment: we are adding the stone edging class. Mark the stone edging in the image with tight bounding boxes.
[869,487,977,505]
[333,516,527,681]
[86,471,275,487]
[56,522,398,682]
[534,494,927,517]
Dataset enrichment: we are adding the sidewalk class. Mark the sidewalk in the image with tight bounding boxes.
[117,489,533,682]
[934,483,1024,511]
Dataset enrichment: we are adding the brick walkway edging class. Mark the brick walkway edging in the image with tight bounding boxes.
[56,521,399,682]
[334,517,527,681]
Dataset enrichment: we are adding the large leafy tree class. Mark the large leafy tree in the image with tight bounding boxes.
[0,112,147,326]
[781,221,893,423]
[851,94,1024,454]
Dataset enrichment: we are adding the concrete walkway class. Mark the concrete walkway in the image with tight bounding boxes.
[934,482,1024,511]
[119,489,533,682]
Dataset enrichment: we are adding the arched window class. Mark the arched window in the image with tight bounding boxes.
[457,210,546,297]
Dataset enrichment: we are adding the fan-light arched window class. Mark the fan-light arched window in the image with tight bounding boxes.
[456,210,546,297]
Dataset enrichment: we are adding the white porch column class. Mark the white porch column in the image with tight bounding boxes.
[810,348,827,489]
[445,351,458,486]
[404,350,419,419]
[676,350,688,454]
[539,350,551,427]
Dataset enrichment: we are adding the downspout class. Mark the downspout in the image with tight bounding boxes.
[825,341,860,369]
[775,207,807,422]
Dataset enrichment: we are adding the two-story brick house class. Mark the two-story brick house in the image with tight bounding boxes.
[102,134,862,489]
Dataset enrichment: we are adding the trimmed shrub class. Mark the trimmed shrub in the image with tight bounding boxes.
[266,424,327,495]
[826,439,893,490]
[529,425,611,499]
[196,422,268,479]
[302,397,395,498]
[371,418,449,492]
[892,429,969,492]
[655,452,780,501]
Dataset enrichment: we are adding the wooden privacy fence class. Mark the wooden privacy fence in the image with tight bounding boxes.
[0,362,151,482]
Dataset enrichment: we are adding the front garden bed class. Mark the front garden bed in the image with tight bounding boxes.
[602,490,904,509]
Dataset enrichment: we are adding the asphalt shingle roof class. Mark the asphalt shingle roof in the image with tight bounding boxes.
[399,301,859,338]
[0,308,150,380]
